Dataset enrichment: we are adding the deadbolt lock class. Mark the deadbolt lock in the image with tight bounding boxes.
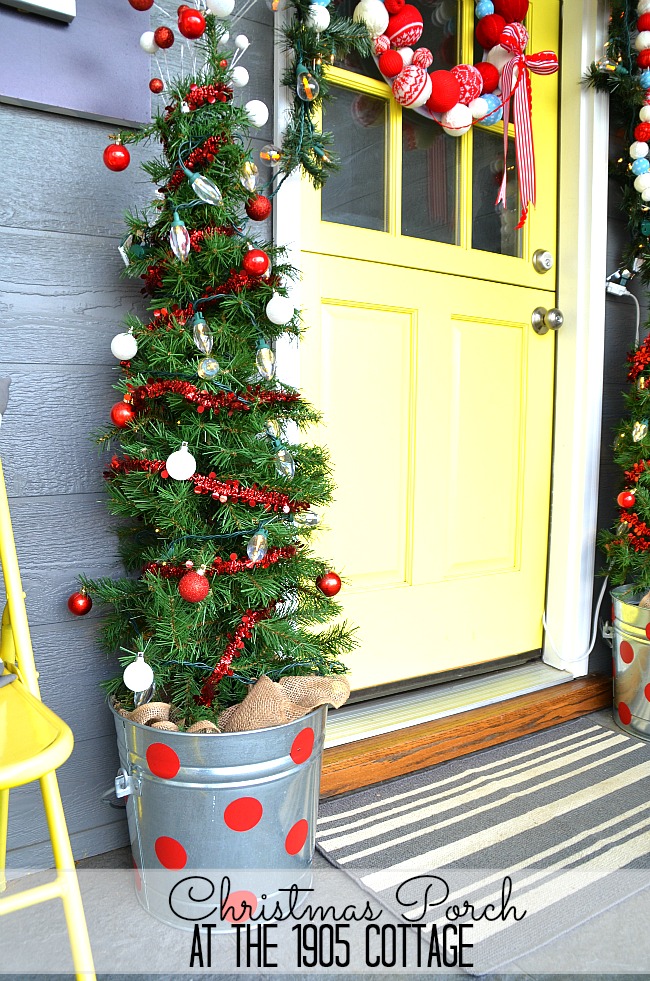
[532,249,554,274]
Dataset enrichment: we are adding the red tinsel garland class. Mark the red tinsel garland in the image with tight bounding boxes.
[624,461,650,484]
[185,82,233,111]
[616,510,650,552]
[128,377,301,415]
[189,225,234,251]
[106,455,309,513]
[628,336,650,381]
[143,545,297,580]
[166,135,229,193]
[198,602,276,705]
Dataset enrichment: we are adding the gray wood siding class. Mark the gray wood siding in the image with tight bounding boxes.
[1,0,273,867]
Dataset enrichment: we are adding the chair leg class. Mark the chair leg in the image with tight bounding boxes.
[39,772,96,981]
[0,788,8,893]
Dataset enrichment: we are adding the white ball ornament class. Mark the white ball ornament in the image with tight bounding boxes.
[231,66,249,87]
[234,33,250,50]
[110,332,138,361]
[206,0,235,16]
[441,102,473,136]
[165,442,197,480]
[641,106,650,123]
[634,172,650,192]
[630,141,649,159]
[486,43,512,75]
[266,292,295,326]
[306,4,331,29]
[398,46,414,66]
[636,31,650,51]
[123,653,154,694]
[469,96,489,119]
[353,0,389,38]
[245,100,269,128]
[643,188,650,202]
[139,31,158,54]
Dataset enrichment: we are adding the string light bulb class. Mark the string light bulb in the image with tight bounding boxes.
[296,63,319,101]
[169,211,191,261]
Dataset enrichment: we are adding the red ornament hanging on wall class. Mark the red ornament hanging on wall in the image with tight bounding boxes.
[67,590,92,616]
[103,142,131,172]
[178,570,210,603]
[110,401,136,428]
[178,8,206,38]
[242,249,270,277]
[316,572,342,597]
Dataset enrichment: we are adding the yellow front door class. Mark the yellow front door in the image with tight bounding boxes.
[298,0,560,691]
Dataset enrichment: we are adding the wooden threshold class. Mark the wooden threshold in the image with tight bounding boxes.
[320,674,612,798]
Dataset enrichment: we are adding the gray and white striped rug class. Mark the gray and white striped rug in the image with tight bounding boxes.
[316,719,650,974]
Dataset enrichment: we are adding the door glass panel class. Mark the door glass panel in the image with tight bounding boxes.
[401,113,458,244]
[471,127,522,257]
[322,87,388,231]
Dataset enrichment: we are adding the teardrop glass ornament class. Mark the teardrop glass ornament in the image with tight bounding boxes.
[192,314,213,354]
[256,343,276,380]
[197,357,220,379]
[246,530,268,562]
[274,447,295,478]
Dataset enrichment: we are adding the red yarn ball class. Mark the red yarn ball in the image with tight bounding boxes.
[67,591,92,616]
[317,572,342,597]
[638,49,650,68]
[474,61,500,93]
[475,13,506,50]
[635,122,650,142]
[178,571,210,603]
[245,195,272,221]
[378,50,404,78]
[153,26,174,48]
[617,491,636,509]
[492,0,529,22]
[242,249,270,277]
[386,4,423,47]
[103,143,130,172]
[149,77,164,94]
[639,13,650,31]
[128,0,154,9]
[110,401,136,428]
[425,70,461,113]
[178,8,206,39]
[384,0,404,11]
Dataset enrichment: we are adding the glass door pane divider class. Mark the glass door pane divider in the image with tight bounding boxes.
[389,98,402,239]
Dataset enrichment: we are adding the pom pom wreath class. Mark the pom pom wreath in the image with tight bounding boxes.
[386,4,424,47]
[245,195,272,221]
[379,49,405,77]
[473,61,500,93]
[374,34,390,55]
[413,46,433,69]
[425,70,461,113]
[451,64,483,104]
[478,91,503,124]
[384,0,404,12]
[475,13,505,50]
[499,22,528,54]
[153,25,175,48]
[441,102,473,136]
[639,13,650,30]
[178,570,210,603]
[493,0,528,21]
[353,0,389,38]
[392,65,432,107]
[638,49,650,69]
[487,43,513,74]
[636,30,650,52]
[630,141,650,159]
[640,106,650,123]
[635,123,650,143]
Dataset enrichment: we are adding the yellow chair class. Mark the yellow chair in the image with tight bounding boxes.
[0,450,95,979]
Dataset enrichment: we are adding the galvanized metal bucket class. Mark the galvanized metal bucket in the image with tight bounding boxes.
[110,702,327,929]
[611,585,650,740]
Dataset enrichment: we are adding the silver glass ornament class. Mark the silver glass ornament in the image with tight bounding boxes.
[197,357,220,379]
[246,530,268,562]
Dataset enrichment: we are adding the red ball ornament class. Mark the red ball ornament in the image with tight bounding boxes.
[475,13,506,50]
[245,195,272,221]
[617,491,636,509]
[110,401,136,428]
[103,143,130,172]
[493,0,529,22]
[379,50,404,78]
[149,77,164,94]
[153,26,175,48]
[178,570,210,603]
[178,8,206,38]
[242,249,270,277]
[128,0,154,9]
[635,122,650,142]
[426,70,461,113]
[639,13,650,31]
[68,590,92,616]
[317,572,342,597]
[386,4,423,47]
[638,49,650,68]
[474,61,500,94]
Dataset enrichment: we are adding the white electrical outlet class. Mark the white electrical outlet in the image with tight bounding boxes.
[0,0,75,22]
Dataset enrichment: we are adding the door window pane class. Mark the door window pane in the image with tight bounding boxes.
[472,127,522,257]
[401,113,458,244]
[322,87,388,231]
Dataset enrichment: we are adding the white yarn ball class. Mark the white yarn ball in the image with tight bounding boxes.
[234,33,249,49]
[110,332,138,361]
[641,106,650,123]
[636,31,650,51]
[441,102,473,136]
[353,0,389,38]
[231,66,249,87]
[643,188,650,202]
[165,443,197,481]
[245,100,269,127]
[634,172,650,192]
[398,46,414,66]
[306,4,331,29]
[139,31,158,54]
[639,0,650,12]
[206,0,235,16]
[630,140,649,159]
[469,97,489,119]
[486,43,512,75]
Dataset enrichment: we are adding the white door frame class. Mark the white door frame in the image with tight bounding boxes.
[272,0,611,680]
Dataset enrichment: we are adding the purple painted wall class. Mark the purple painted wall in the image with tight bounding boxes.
[0,0,151,125]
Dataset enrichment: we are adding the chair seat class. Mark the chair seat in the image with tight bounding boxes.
[0,677,73,789]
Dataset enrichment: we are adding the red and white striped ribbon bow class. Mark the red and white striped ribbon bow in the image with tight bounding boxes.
[496,48,559,229]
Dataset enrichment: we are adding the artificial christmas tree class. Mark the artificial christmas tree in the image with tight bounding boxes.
[73,9,358,734]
